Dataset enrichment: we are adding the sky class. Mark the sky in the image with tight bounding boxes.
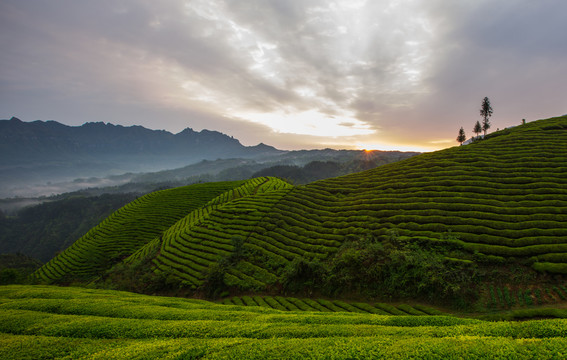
[1,1,566,152]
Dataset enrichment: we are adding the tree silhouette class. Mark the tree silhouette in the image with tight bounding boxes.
[457,127,466,145]
[473,120,482,139]
[480,97,493,136]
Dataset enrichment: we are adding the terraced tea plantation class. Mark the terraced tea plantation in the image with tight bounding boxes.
[33,116,567,305]
[221,295,446,315]
[33,180,248,283]
[246,115,567,272]
[151,177,293,288]
[2,285,567,359]
[15,116,567,358]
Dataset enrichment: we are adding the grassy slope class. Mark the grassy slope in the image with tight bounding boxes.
[33,181,248,283]
[33,116,567,304]
[1,285,567,359]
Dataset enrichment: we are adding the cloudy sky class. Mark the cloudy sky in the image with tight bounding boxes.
[1,1,566,151]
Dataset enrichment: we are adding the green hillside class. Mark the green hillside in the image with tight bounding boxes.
[33,116,567,307]
[33,181,248,283]
[1,285,567,359]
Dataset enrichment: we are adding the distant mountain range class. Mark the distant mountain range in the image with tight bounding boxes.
[0,117,283,197]
[0,117,421,199]
[0,117,281,165]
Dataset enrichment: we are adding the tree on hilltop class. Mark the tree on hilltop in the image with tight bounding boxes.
[480,97,493,136]
[457,127,466,146]
[473,121,482,139]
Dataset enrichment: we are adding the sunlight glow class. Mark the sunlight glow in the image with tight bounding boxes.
[239,110,375,137]
[356,142,433,152]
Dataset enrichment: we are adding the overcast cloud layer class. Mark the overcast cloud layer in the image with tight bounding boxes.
[1,0,566,151]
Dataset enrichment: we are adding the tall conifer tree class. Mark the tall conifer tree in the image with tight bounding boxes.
[480,97,493,136]
[457,127,466,145]
[473,120,482,139]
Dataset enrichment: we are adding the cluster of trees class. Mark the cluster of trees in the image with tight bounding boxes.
[457,97,493,145]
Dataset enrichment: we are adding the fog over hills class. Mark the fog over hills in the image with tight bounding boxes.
[1,117,420,200]
[0,117,283,197]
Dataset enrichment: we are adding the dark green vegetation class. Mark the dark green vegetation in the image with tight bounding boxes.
[2,285,567,359]
[0,254,42,285]
[0,193,137,262]
[32,116,567,310]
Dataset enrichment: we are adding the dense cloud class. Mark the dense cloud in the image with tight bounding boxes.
[1,0,566,151]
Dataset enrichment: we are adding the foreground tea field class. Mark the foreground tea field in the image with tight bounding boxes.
[1,285,567,359]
